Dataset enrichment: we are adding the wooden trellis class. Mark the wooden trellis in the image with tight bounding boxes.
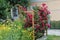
[16,4,35,40]
[16,4,48,40]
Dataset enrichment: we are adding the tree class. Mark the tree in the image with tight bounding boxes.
[0,0,30,19]
[0,0,10,19]
[6,0,30,7]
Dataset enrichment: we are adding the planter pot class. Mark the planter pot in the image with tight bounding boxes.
[36,35,47,40]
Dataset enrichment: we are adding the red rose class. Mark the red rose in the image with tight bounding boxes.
[41,21,45,27]
[39,16,43,21]
[35,24,40,29]
[42,3,46,7]
[42,13,46,17]
[40,27,45,30]
[38,11,41,16]
[43,10,47,15]
[27,13,32,19]
[47,10,51,14]
[46,23,51,28]
[22,7,27,11]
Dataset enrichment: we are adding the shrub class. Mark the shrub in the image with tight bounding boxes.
[51,21,60,29]
[23,3,51,39]
[0,0,11,19]
[0,20,33,40]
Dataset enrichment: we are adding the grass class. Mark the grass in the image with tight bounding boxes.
[47,35,60,40]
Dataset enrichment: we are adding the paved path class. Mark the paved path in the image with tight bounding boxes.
[47,29,60,36]
[37,29,60,40]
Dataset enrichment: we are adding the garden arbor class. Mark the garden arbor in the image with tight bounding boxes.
[14,5,35,40]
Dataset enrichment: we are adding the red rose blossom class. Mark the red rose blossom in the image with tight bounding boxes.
[46,23,51,28]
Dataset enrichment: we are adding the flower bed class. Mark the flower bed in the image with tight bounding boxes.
[0,20,33,40]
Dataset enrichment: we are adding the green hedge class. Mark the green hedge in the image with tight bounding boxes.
[50,21,60,29]
[47,35,60,40]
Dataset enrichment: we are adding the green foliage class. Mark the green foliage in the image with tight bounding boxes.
[0,28,22,40]
[6,0,30,7]
[18,0,30,7]
[0,0,11,19]
[51,21,60,29]
[0,0,30,19]
[0,20,33,40]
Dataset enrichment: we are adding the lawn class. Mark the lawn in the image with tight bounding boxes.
[47,35,60,40]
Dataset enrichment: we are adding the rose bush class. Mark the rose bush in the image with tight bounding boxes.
[23,3,51,39]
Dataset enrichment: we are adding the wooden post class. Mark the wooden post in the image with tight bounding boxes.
[46,29,47,36]
[16,4,23,21]
[24,11,35,40]
[32,11,35,40]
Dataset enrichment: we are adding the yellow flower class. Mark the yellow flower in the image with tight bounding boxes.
[0,27,11,31]
[2,24,6,27]
[3,27,6,30]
